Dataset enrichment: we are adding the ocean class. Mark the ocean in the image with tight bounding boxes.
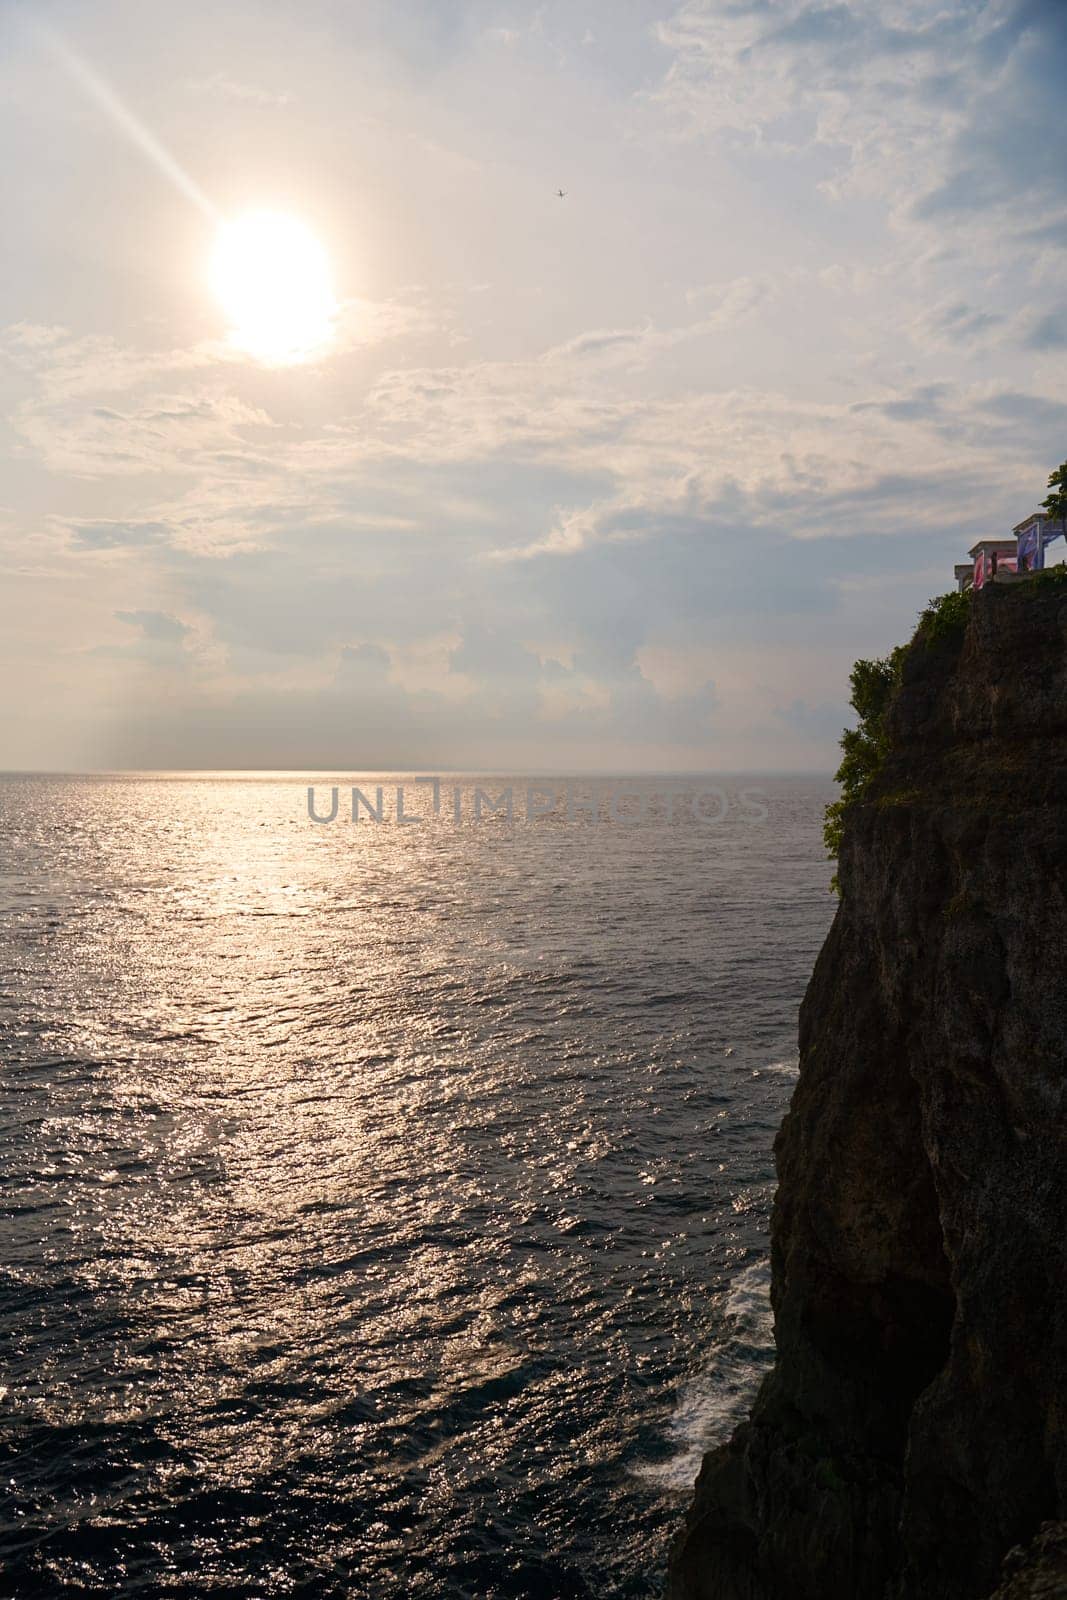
[0,774,836,1599]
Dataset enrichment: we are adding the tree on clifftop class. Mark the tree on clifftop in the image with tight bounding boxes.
[1042,458,1067,529]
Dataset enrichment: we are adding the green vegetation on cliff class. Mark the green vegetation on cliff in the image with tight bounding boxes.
[823,590,971,884]
[1042,456,1067,525]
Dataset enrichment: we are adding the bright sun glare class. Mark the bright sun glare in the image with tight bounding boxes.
[210,212,337,365]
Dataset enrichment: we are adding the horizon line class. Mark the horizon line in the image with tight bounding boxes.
[0,766,838,780]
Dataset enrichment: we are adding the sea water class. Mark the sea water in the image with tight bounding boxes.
[0,774,835,1599]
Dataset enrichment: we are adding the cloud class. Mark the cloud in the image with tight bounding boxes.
[185,71,292,106]
[340,641,392,672]
[114,609,191,641]
[1023,309,1067,350]
[66,519,175,550]
[653,0,1067,233]
[1024,216,1067,249]
[684,276,775,325]
[14,389,277,478]
[912,2,1067,220]
[916,300,1005,349]
[2,293,432,399]
[93,619,719,770]
[542,326,652,363]
[774,697,848,741]
[0,323,212,399]
[335,295,439,349]
[24,296,1063,595]
[851,383,950,423]
[974,390,1067,431]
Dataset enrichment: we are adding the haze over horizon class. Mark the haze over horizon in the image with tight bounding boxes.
[2,0,1065,772]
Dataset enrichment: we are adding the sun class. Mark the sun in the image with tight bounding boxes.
[210,211,337,365]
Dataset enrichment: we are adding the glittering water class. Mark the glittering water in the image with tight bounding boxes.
[0,775,835,1600]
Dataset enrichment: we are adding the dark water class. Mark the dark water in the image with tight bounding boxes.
[0,775,835,1599]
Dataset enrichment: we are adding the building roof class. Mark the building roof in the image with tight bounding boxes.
[968,538,1018,558]
[1013,512,1047,533]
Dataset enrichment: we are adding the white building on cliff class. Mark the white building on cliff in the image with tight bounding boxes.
[956,512,1065,592]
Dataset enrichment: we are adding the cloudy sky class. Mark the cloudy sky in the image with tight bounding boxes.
[2,0,1065,771]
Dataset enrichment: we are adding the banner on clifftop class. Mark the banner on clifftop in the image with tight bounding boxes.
[1016,521,1045,572]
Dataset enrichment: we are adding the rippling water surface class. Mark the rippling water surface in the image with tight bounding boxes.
[0,774,835,1599]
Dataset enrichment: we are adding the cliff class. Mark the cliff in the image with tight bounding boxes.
[671,579,1067,1600]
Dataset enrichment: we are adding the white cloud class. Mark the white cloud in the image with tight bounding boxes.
[185,71,293,107]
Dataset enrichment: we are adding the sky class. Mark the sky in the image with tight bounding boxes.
[1,0,1065,772]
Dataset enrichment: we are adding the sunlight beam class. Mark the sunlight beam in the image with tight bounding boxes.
[23,11,218,220]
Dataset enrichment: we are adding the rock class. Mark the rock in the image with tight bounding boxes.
[670,583,1067,1600]
[987,1523,1067,1599]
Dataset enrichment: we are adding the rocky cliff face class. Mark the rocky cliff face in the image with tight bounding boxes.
[671,582,1067,1600]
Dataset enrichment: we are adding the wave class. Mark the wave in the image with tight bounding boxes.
[634,1257,775,1492]
[760,1059,800,1079]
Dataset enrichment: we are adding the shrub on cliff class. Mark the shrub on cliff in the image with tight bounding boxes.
[824,591,971,886]
[916,588,970,641]
[823,648,905,875]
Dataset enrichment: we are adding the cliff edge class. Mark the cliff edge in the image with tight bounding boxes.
[671,580,1067,1600]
